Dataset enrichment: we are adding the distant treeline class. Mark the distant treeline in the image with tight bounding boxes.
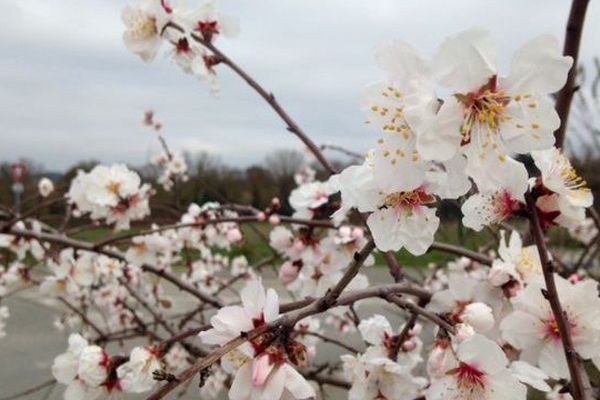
[1,149,600,225]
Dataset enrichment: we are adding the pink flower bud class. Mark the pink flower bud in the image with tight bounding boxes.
[402,340,417,352]
[268,214,281,225]
[256,212,266,221]
[279,262,300,284]
[251,353,274,387]
[226,228,242,243]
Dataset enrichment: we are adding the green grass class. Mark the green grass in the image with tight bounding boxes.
[69,221,494,269]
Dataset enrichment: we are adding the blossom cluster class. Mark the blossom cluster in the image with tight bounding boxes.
[331,29,590,256]
[67,164,152,230]
[1,3,598,400]
[52,333,162,397]
[122,0,239,93]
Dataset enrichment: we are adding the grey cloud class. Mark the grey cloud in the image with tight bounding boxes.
[1,0,599,170]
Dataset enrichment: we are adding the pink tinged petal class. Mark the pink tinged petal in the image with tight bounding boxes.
[457,334,507,375]
[283,364,316,399]
[506,34,573,94]
[255,364,285,400]
[462,302,495,333]
[500,310,544,350]
[229,362,253,400]
[252,354,275,387]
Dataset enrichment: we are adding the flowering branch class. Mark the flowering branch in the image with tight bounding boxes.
[525,192,588,400]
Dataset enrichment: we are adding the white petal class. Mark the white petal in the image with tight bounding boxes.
[506,35,573,94]
[433,28,496,92]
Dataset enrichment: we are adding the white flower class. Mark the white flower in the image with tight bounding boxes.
[532,148,593,209]
[358,314,422,369]
[52,333,89,384]
[531,148,593,229]
[38,177,55,197]
[200,279,313,400]
[185,0,239,42]
[40,249,96,296]
[427,338,456,380]
[228,354,315,400]
[335,162,440,255]
[500,275,600,379]
[84,164,141,208]
[117,346,162,393]
[461,156,528,231]
[78,345,110,387]
[122,0,170,62]
[488,230,542,289]
[67,164,151,230]
[419,29,572,165]
[199,278,279,350]
[289,181,335,219]
[426,334,527,400]
[428,272,502,333]
[342,349,426,400]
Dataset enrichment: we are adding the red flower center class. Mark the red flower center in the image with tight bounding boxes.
[451,362,486,390]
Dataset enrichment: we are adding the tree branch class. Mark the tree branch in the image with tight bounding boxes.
[525,192,588,400]
[554,0,591,148]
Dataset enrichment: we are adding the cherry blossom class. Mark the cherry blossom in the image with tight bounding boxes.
[117,346,162,393]
[500,274,600,379]
[426,334,527,399]
[419,29,572,167]
[38,177,55,198]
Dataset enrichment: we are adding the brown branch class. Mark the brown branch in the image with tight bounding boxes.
[57,297,107,340]
[387,295,455,334]
[554,0,591,148]
[298,331,360,354]
[384,251,403,282]
[320,144,364,160]
[525,192,587,400]
[9,227,224,308]
[162,21,336,175]
[429,242,492,265]
[93,216,334,248]
[145,282,428,399]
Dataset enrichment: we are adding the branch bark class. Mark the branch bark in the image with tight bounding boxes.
[525,192,588,400]
[554,0,590,148]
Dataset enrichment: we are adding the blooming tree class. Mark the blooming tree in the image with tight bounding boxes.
[0,1,598,400]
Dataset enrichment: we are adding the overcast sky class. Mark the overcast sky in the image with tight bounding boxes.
[1,0,600,171]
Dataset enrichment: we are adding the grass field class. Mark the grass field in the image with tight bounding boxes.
[71,220,497,269]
